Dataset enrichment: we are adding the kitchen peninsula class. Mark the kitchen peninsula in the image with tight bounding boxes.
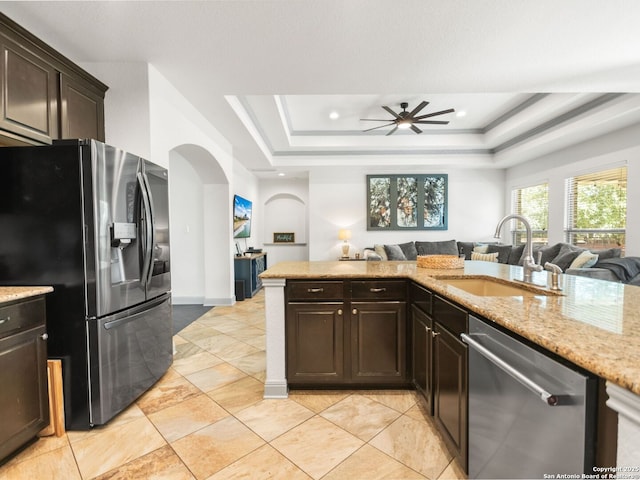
[260,260,640,471]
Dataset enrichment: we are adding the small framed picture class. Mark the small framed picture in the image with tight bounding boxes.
[273,232,295,243]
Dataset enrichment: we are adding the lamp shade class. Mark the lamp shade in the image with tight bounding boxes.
[338,229,352,241]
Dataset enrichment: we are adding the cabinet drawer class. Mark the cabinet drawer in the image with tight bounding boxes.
[351,280,406,300]
[0,298,46,339]
[287,281,344,301]
[433,296,467,337]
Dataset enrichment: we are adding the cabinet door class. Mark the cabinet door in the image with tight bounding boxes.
[0,37,58,143]
[286,302,344,384]
[412,304,433,414]
[59,73,105,141]
[350,301,407,384]
[0,325,49,461]
[433,321,468,471]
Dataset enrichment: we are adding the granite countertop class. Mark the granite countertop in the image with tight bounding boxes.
[262,260,640,396]
[0,286,53,304]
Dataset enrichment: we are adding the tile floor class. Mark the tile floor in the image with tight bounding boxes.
[0,291,467,480]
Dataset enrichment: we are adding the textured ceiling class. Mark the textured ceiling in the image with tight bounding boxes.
[2,1,640,176]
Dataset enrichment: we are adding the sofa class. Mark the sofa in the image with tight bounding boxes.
[363,240,639,284]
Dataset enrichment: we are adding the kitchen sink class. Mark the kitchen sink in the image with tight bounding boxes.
[436,277,561,297]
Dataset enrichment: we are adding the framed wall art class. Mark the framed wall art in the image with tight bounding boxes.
[367,174,448,231]
[273,232,295,243]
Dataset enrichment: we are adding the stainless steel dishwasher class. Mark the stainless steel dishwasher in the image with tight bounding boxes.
[462,316,596,479]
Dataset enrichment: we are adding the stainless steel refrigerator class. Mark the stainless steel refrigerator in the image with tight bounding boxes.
[0,139,172,429]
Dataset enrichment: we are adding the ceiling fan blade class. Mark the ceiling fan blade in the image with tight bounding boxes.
[385,126,398,136]
[382,106,402,119]
[413,120,450,125]
[360,118,397,122]
[410,125,423,134]
[408,101,429,118]
[363,122,396,132]
[413,108,455,120]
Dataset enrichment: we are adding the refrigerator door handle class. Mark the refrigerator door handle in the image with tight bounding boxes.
[137,171,153,286]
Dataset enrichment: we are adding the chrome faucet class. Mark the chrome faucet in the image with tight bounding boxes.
[494,214,543,283]
[544,262,563,290]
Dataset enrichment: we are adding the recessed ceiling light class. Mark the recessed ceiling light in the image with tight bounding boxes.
[329,111,340,120]
[278,172,285,177]
[456,110,467,118]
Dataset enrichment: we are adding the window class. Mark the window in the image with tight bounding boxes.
[511,183,549,245]
[565,166,626,252]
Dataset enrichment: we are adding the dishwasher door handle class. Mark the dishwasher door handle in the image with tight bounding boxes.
[461,333,559,406]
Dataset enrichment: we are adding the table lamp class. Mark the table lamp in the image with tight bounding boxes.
[338,229,351,258]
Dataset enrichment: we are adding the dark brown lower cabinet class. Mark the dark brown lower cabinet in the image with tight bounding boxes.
[433,320,468,471]
[0,297,49,462]
[286,302,345,384]
[412,304,433,414]
[350,301,406,384]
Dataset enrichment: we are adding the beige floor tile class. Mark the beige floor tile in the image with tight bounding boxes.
[148,393,230,442]
[227,327,267,343]
[67,402,147,444]
[271,416,364,480]
[185,362,248,392]
[242,333,266,349]
[405,403,431,422]
[136,372,202,415]
[171,416,265,479]
[204,318,246,334]
[194,333,244,354]
[320,395,402,441]
[207,376,265,413]
[438,458,468,479]
[214,341,261,362]
[288,390,351,413]
[362,389,419,413]
[323,444,427,480]
[226,350,265,376]
[173,341,205,361]
[369,414,452,479]
[93,445,195,480]
[179,325,224,344]
[71,416,167,479]
[206,444,311,480]
[0,444,81,480]
[172,350,224,376]
[235,398,315,441]
[4,433,70,465]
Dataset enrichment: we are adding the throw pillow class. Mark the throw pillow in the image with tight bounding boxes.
[363,248,382,261]
[519,243,563,266]
[374,244,388,261]
[457,241,475,260]
[487,244,513,264]
[384,244,406,260]
[473,244,490,254]
[507,244,525,265]
[551,244,585,271]
[471,251,499,262]
[591,247,622,260]
[415,240,458,256]
[398,241,418,260]
[569,251,599,269]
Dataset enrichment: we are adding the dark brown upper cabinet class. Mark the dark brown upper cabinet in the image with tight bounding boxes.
[0,13,107,145]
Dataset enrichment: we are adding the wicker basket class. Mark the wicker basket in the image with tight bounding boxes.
[417,254,464,269]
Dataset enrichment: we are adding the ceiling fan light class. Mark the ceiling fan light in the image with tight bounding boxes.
[397,121,412,129]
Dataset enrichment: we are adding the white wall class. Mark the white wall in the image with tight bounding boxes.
[308,166,505,260]
[505,122,640,256]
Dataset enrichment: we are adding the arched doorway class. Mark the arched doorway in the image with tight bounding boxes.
[169,144,233,305]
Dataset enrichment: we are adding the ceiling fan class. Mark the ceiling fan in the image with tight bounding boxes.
[361,101,455,135]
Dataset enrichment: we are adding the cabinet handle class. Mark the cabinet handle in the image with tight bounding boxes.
[337,309,343,315]
[40,333,48,340]
[352,308,358,315]
[307,288,324,293]
[425,326,431,333]
[0,315,9,325]
[431,331,440,338]
[369,287,387,293]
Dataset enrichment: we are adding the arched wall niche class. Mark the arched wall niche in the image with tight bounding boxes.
[263,192,308,264]
[169,143,233,305]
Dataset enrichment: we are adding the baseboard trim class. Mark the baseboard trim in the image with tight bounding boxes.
[263,380,288,399]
